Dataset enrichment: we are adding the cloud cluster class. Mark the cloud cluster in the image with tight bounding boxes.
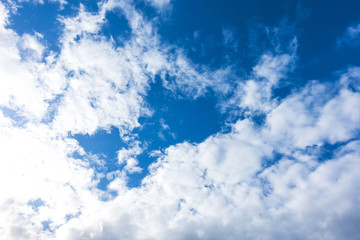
[0,0,360,239]
[49,66,360,240]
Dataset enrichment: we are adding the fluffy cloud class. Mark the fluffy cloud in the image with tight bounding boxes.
[39,69,360,239]
[52,66,360,240]
[264,73,360,151]
[0,1,360,240]
[0,114,96,239]
[237,52,294,112]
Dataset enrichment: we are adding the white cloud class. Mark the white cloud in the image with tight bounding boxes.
[264,71,360,151]
[0,2,9,27]
[19,33,45,61]
[222,51,295,115]
[117,140,143,173]
[0,120,97,239]
[0,1,360,240]
[50,3,160,135]
[42,97,360,239]
[0,1,153,238]
[47,64,360,239]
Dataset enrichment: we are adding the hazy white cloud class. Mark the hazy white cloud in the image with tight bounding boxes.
[6,0,68,10]
[0,2,9,27]
[338,22,360,47]
[346,23,360,37]
[145,0,171,10]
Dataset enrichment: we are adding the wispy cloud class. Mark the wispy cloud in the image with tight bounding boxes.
[144,0,172,12]
[338,22,360,47]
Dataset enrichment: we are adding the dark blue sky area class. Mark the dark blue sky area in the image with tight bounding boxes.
[156,0,360,79]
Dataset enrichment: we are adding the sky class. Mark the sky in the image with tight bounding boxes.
[0,0,360,239]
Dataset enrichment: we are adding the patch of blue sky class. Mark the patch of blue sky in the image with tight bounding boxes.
[143,78,223,143]
[311,137,360,162]
[101,8,132,47]
[73,127,124,158]
[260,151,284,171]
[41,220,53,232]
[65,212,81,222]
[155,0,297,68]
[294,0,360,81]
[73,77,224,188]
[0,107,29,127]
[8,2,61,53]
[72,127,125,189]
[27,198,46,213]
[130,78,224,185]
[133,0,159,21]
[7,0,100,53]
[158,0,293,42]
[152,0,360,88]
[41,94,65,124]
[259,137,360,177]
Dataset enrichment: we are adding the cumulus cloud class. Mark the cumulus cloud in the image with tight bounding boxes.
[0,1,360,240]
[51,66,360,240]
[36,69,360,239]
[264,68,360,151]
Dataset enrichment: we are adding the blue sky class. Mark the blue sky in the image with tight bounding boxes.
[0,0,360,239]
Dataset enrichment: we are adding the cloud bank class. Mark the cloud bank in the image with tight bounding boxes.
[0,1,359,239]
